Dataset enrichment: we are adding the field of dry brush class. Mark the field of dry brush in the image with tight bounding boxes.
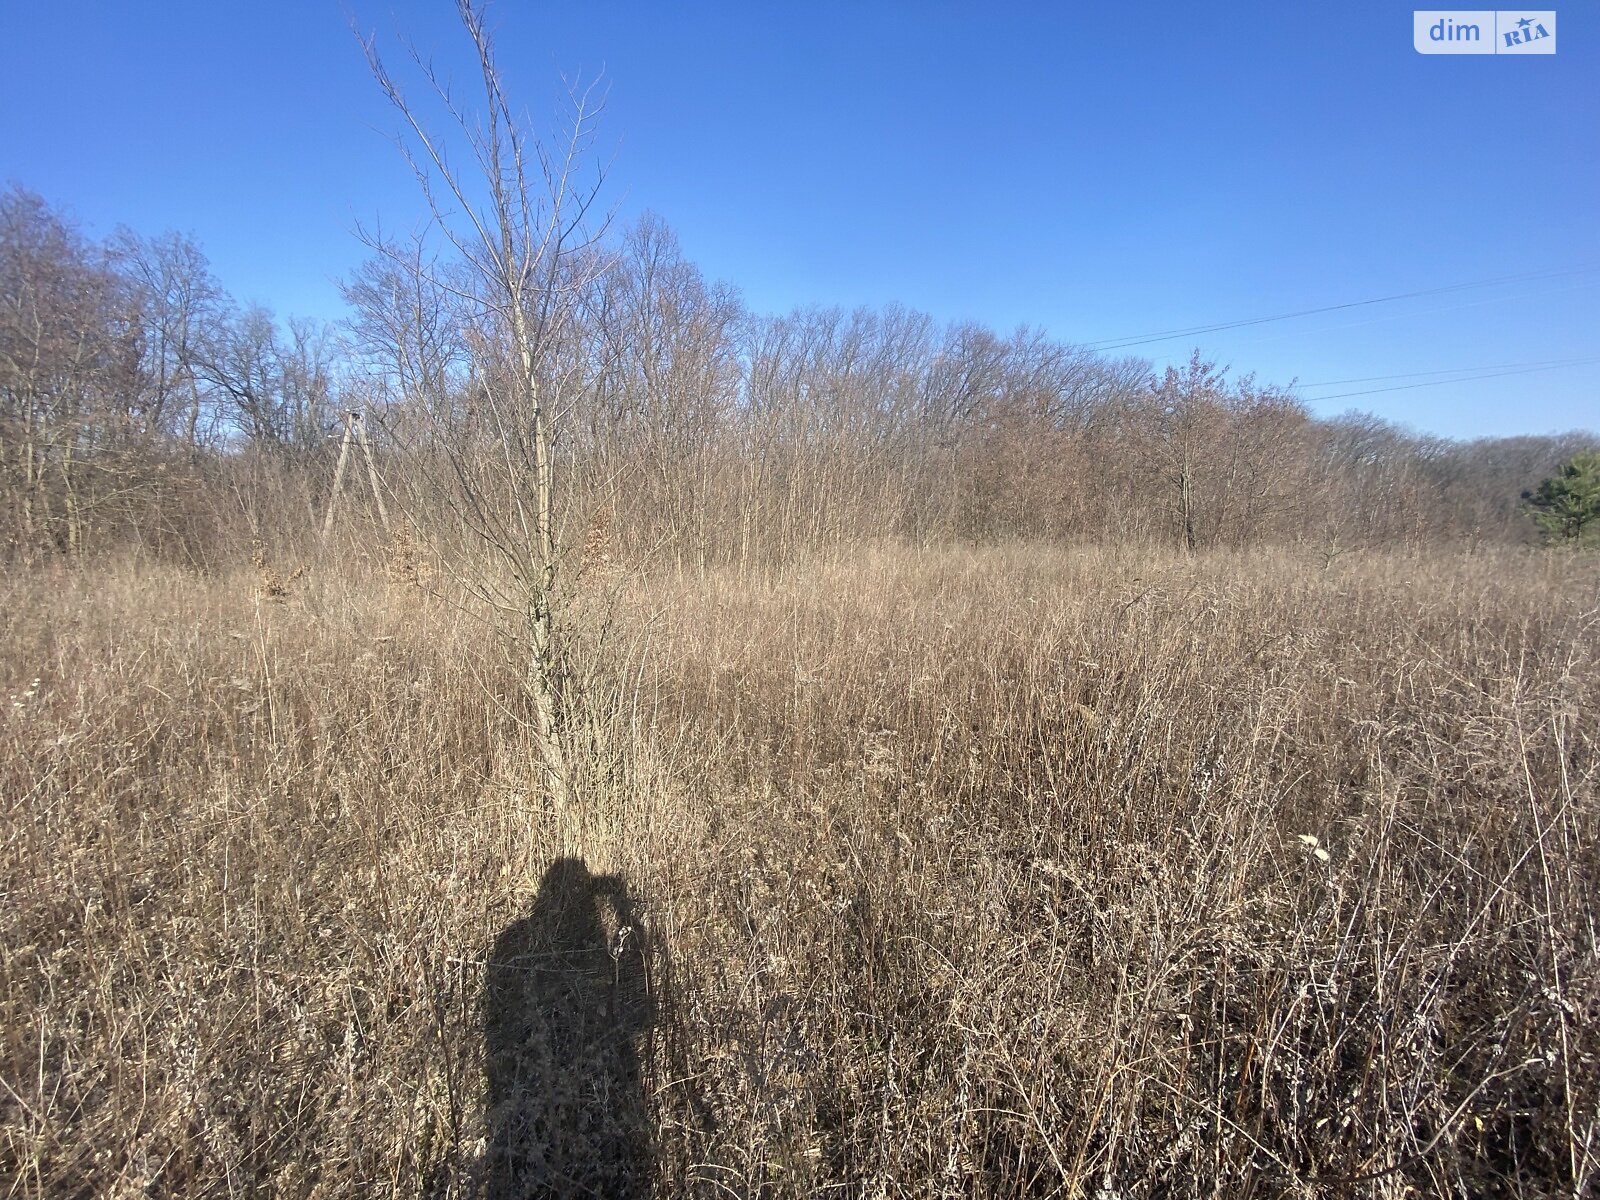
[2,543,1596,1197]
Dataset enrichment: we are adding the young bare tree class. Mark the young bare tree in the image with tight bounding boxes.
[1146,352,1230,553]
[360,0,608,812]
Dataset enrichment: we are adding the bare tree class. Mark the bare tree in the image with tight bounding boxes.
[0,186,147,556]
[342,231,471,424]
[109,229,228,450]
[579,214,742,569]
[179,300,336,459]
[1146,352,1230,552]
[360,0,609,812]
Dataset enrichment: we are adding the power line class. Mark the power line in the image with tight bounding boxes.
[1203,280,1599,351]
[1301,353,1600,388]
[1299,355,1600,403]
[1082,265,1600,353]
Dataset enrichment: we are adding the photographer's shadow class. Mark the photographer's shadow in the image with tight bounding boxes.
[484,858,654,1198]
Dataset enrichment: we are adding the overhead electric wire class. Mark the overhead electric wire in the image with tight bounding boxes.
[1298,354,1600,403]
[1206,280,1600,349]
[1083,265,1600,353]
[1301,353,1600,388]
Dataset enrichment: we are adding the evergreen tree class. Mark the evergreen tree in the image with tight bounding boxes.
[1522,450,1600,546]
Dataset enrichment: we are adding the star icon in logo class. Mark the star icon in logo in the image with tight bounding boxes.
[1517,16,1534,29]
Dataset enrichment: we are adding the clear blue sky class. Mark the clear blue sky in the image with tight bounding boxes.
[2,1,1595,438]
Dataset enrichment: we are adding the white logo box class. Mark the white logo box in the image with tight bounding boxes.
[1414,10,1556,53]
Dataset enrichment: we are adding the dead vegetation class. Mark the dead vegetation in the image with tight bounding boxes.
[1,542,1595,1197]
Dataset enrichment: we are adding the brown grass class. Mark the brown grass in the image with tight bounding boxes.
[1,543,1596,1197]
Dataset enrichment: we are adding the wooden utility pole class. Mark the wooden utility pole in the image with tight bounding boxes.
[321,411,390,541]
[354,413,390,531]
[322,413,356,541]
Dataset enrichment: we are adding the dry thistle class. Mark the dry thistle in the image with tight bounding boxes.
[386,519,434,589]
[8,675,42,716]
[1296,833,1332,863]
[252,543,305,600]
[576,503,616,586]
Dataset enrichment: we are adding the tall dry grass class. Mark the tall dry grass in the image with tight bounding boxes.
[1,543,1596,1197]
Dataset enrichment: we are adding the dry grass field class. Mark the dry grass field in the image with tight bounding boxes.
[2,543,1596,1197]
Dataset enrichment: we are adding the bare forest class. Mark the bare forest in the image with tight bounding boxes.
[2,8,1598,1197]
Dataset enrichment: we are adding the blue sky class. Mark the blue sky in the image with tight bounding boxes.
[1,1,1594,438]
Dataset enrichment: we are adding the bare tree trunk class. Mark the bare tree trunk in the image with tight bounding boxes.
[1180,461,1197,553]
[509,299,571,811]
[61,439,81,557]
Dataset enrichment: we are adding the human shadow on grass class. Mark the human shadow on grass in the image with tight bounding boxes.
[484,858,656,1199]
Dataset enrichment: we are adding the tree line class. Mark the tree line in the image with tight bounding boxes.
[2,182,1593,567]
